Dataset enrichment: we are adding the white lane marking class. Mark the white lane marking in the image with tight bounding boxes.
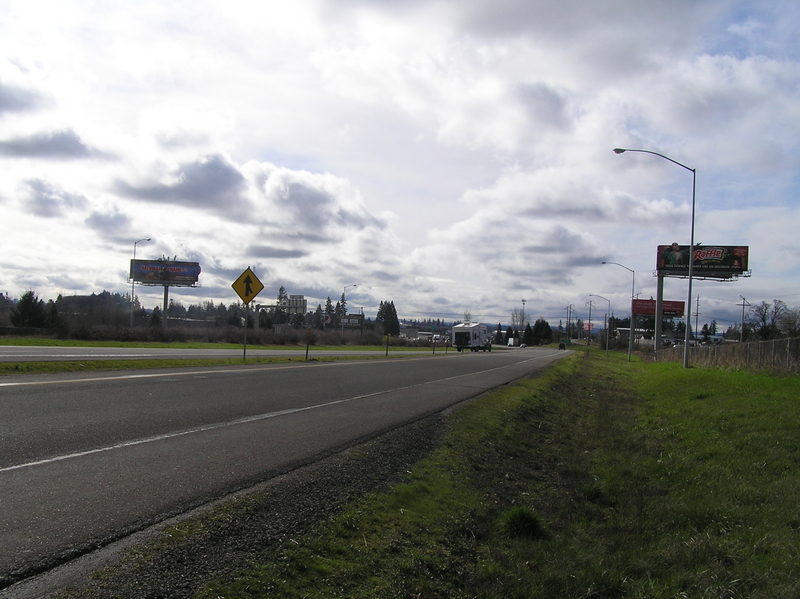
[0,351,563,473]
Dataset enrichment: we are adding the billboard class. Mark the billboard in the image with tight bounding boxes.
[130,260,201,287]
[339,314,364,329]
[632,299,685,317]
[657,244,749,278]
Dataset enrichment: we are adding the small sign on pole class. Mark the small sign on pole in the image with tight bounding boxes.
[232,267,264,360]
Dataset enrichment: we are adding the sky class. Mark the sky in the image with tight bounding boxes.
[1,0,799,331]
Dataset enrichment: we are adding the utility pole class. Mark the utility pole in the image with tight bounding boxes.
[739,296,750,343]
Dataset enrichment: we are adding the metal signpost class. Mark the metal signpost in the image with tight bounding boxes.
[232,267,265,360]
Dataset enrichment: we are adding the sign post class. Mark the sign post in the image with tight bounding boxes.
[232,267,264,361]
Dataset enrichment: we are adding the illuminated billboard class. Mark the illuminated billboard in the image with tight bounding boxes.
[657,244,749,278]
[130,260,201,287]
[632,299,685,317]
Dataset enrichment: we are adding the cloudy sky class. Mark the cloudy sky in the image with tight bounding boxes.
[1,0,798,330]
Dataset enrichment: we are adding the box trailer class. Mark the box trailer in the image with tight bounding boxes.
[452,323,493,352]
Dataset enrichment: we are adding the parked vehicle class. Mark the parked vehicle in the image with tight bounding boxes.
[452,322,493,352]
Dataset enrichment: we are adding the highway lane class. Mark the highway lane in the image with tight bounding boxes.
[0,348,568,587]
[0,345,434,361]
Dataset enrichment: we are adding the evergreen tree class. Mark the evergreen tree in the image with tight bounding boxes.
[532,318,552,345]
[494,323,504,344]
[522,323,533,345]
[274,286,288,324]
[375,301,400,336]
[10,290,48,328]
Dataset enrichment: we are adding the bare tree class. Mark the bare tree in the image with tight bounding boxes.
[510,308,526,331]
[779,306,800,338]
[749,300,787,340]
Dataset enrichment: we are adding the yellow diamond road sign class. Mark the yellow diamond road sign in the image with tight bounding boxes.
[232,267,264,304]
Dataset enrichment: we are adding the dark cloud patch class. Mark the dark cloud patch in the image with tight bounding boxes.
[517,83,571,130]
[368,269,401,282]
[516,226,596,256]
[22,179,88,217]
[276,181,386,231]
[115,154,249,218]
[246,245,307,259]
[0,81,43,114]
[270,230,336,245]
[520,202,607,220]
[0,130,110,159]
[85,208,131,240]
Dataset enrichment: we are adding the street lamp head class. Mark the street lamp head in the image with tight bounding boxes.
[613,148,626,154]
[145,237,151,241]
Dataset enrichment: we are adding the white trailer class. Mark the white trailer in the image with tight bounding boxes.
[452,322,493,352]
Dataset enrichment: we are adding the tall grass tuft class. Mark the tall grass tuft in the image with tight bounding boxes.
[501,505,547,539]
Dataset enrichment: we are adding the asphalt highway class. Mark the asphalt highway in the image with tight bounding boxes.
[0,345,432,361]
[0,347,568,589]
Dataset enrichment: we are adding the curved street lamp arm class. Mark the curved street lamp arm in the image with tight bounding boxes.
[613,148,694,173]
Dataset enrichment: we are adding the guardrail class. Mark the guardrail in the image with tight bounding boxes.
[656,337,800,374]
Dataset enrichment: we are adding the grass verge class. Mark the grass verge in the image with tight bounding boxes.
[0,355,418,376]
[189,349,800,598]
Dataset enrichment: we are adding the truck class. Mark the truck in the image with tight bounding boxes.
[452,322,493,352]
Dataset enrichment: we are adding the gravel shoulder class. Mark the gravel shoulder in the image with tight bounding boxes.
[3,413,447,599]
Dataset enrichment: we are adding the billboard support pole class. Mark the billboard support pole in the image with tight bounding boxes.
[655,275,664,360]
[683,167,697,368]
[162,285,169,329]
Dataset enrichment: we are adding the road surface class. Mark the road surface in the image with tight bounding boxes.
[0,347,568,589]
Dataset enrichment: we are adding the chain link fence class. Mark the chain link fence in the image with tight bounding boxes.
[655,338,800,374]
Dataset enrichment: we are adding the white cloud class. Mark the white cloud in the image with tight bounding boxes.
[0,0,798,329]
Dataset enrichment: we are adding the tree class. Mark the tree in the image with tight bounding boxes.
[273,286,288,324]
[313,304,324,330]
[779,306,800,338]
[376,301,400,336]
[749,300,786,340]
[510,308,525,331]
[532,318,552,345]
[10,290,48,328]
[494,323,504,345]
[522,323,533,346]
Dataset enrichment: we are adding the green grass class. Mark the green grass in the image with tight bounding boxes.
[0,338,439,376]
[189,349,800,598]
[0,336,427,351]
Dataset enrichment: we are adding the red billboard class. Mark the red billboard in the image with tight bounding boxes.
[632,299,685,317]
[130,260,201,287]
[657,244,749,278]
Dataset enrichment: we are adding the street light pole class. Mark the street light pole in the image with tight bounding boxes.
[342,284,357,343]
[130,237,151,328]
[602,261,635,361]
[590,294,611,356]
[614,148,696,368]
